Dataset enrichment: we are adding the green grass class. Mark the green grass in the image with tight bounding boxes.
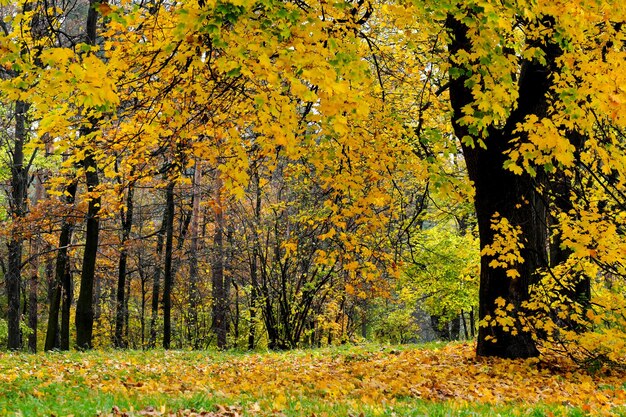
[0,390,596,417]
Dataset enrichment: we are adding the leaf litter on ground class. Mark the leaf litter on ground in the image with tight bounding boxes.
[1,342,625,416]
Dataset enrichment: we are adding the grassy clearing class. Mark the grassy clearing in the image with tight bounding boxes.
[0,342,623,416]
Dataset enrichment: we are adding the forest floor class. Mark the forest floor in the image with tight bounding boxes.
[0,342,624,416]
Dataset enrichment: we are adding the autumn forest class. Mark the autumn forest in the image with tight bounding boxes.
[1,0,626,413]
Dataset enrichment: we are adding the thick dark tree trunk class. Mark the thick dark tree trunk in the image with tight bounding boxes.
[469,141,546,358]
[447,15,560,358]
[114,182,134,348]
[74,0,101,351]
[162,181,175,349]
[75,151,101,350]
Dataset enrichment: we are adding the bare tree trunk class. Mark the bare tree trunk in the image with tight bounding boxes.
[232,280,240,343]
[124,273,131,346]
[26,173,45,353]
[188,164,202,347]
[114,181,135,348]
[149,201,167,348]
[27,273,37,352]
[60,238,73,351]
[138,253,147,347]
[75,150,101,350]
[162,181,175,349]
[6,100,30,350]
[224,224,234,336]
[74,0,102,351]
[212,177,227,349]
[248,167,261,350]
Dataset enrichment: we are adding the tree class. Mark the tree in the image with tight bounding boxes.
[74,0,103,350]
[445,12,557,358]
[438,0,626,359]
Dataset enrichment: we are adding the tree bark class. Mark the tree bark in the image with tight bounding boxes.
[75,151,101,350]
[74,0,101,351]
[60,229,73,351]
[188,164,202,347]
[211,177,228,349]
[114,181,134,348]
[149,195,168,348]
[27,273,37,352]
[6,100,30,350]
[162,181,175,349]
[248,167,261,350]
[46,181,77,351]
[447,15,559,358]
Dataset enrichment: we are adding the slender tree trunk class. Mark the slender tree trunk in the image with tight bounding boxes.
[124,272,131,345]
[26,170,46,353]
[149,198,167,348]
[60,238,73,351]
[224,224,234,331]
[248,168,261,350]
[162,181,175,349]
[138,253,147,347]
[45,234,63,351]
[6,243,23,350]
[232,280,240,343]
[75,151,101,350]
[211,178,227,349]
[27,273,37,352]
[114,182,134,348]
[74,0,101,351]
[45,257,59,348]
[461,310,469,340]
[115,248,129,348]
[450,315,460,341]
[188,164,202,347]
[6,100,30,350]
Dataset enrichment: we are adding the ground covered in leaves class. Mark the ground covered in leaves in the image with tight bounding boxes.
[0,342,624,416]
